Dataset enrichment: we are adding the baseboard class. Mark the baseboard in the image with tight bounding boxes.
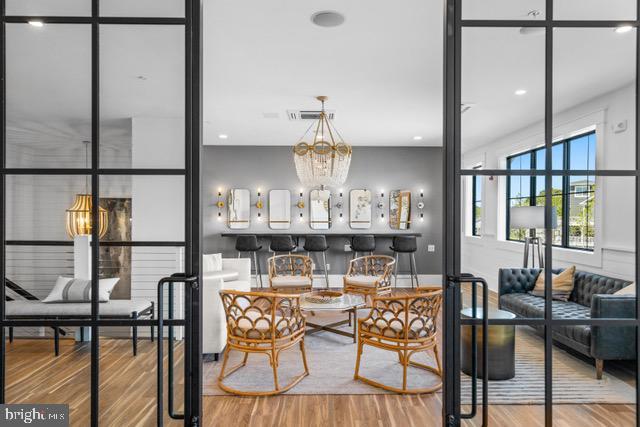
[251,274,442,289]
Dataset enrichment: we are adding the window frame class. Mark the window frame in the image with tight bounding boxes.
[471,167,482,236]
[506,130,595,251]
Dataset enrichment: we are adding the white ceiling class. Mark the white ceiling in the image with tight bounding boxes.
[203,0,443,147]
[3,1,637,154]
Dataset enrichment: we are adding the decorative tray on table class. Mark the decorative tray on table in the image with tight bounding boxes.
[303,290,344,304]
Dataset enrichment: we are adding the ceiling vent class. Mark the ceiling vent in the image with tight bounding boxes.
[461,102,476,114]
[287,110,335,121]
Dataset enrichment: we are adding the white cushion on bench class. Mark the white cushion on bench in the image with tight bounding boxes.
[5,300,153,317]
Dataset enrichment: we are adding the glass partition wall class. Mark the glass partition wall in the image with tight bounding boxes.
[445,1,639,426]
[0,1,202,426]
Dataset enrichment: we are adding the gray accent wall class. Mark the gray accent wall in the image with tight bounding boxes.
[203,146,443,275]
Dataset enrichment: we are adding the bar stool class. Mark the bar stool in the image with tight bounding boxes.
[350,235,376,259]
[390,236,418,288]
[235,235,263,288]
[304,235,330,288]
[270,235,297,254]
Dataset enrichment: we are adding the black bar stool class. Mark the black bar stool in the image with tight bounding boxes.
[270,235,297,254]
[304,235,330,288]
[390,236,418,288]
[350,235,375,259]
[235,235,263,288]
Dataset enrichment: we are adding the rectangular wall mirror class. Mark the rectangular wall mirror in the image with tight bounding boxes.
[309,189,331,230]
[390,190,411,230]
[349,189,372,229]
[227,188,250,229]
[269,189,291,229]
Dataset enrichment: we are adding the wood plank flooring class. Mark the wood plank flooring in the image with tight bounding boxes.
[3,286,636,426]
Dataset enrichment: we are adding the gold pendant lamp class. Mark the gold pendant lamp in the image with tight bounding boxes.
[65,141,108,239]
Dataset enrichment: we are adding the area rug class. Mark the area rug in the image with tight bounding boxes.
[204,314,634,404]
[461,327,635,405]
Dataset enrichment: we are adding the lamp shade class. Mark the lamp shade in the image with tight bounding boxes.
[65,194,108,238]
[510,206,557,229]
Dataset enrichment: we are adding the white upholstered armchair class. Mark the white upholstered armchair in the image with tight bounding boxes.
[202,257,251,357]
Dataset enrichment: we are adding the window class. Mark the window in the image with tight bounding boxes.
[506,131,595,250]
[471,169,482,236]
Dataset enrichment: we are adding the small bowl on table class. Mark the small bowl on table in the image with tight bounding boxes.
[303,290,344,304]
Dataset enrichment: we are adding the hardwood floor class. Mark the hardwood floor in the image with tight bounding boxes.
[2,286,635,426]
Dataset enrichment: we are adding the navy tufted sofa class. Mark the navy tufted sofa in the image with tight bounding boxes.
[498,268,636,379]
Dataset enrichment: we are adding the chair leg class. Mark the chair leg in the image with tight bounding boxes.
[402,350,408,391]
[411,253,419,288]
[596,359,604,380]
[54,327,60,356]
[354,340,364,379]
[433,345,442,376]
[253,251,263,288]
[271,350,280,390]
[300,340,309,374]
[409,254,413,289]
[322,251,330,288]
[393,252,399,287]
[150,302,155,342]
[218,347,231,381]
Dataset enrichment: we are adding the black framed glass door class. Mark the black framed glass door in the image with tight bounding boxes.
[0,1,202,425]
[444,1,639,425]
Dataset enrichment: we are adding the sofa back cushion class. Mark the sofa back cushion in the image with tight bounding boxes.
[530,266,576,301]
[570,271,632,307]
[498,268,543,296]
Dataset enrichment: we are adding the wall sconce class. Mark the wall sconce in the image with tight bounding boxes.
[297,190,305,209]
[418,189,425,222]
[216,188,224,221]
[256,188,263,221]
[378,190,385,220]
[335,189,344,222]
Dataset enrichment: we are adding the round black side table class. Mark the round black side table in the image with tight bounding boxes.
[460,307,516,381]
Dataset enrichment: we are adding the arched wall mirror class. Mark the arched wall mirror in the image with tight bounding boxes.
[389,190,411,230]
[227,188,250,229]
[309,189,331,230]
[269,189,291,229]
[349,189,372,229]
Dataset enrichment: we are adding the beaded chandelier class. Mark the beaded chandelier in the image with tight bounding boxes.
[293,96,352,188]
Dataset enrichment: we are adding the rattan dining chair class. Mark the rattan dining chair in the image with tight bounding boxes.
[218,290,309,396]
[268,254,313,293]
[354,288,443,394]
[343,255,395,302]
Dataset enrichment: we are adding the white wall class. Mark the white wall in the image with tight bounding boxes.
[131,117,185,337]
[461,84,636,291]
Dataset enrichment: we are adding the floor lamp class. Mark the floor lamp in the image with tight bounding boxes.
[510,206,557,268]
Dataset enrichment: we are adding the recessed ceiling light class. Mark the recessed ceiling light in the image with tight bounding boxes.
[28,21,44,27]
[515,89,527,96]
[413,136,423,141]
[615,25,633,34]
[311,11,345,28]
[218,134,228,140]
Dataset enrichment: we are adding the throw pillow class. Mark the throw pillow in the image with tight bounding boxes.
[614,282,636,295]
[43,276,120,303]
[203,253,223,273]
[530,266,576,301]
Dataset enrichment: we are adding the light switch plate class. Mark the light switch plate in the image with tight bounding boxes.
[427,244,436,252]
